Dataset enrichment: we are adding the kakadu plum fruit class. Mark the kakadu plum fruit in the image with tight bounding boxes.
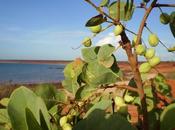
[145,48,155,59]
[82,37,92,47]
[114,96,125,106]
[124,94,134,103]
[59,116,68,127]
[62,123,72,130]
[139,62,151,73]
[135,44,146,55]
[148,56,160,67]
[88,25,102,33]
[114,25,123,36]
[148,34,159,47]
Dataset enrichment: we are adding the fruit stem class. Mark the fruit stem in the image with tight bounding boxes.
[158,6,164,14]
[84,0,120,25]
[144,25,153,34]
[145,25,175,55]
[135,0,157,47]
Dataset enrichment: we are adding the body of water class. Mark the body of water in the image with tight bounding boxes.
[0,63,65,84]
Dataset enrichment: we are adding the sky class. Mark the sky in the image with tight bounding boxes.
[0,0,174,61]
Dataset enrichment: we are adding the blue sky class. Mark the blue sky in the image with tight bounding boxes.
[0,0,174,61]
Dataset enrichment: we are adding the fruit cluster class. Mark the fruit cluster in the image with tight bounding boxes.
[135,33,160,74]
[114,94,134,115]
[59,115,74,130]
[113,24,161,74]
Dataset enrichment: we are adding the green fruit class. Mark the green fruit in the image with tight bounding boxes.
[145,48,155,59]
[139,62,151,73]
[135,44,146,55]
[67,115,74,122]
[148,33,159,47]
[114,25,123,36]
[88,25,102,33]
[82,37,92,47]
[62,123,72,130]
[114,96,125,106]
[160,13,170,25]
[148,56,160,67]
[168,46,175,52]
[117,104,128,114]
[124,95,134,103]
[60,116,68,127]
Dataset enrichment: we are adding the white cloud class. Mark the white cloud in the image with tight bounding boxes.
[96,33,121,47]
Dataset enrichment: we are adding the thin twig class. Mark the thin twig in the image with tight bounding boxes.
[84,0,120,24]
[92,23,113,38]
[125,28,137,35]
[116,85,138,92]
[155,3,175,8]
[135,0,157,47]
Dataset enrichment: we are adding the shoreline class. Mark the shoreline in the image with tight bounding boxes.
[0,60,174,64]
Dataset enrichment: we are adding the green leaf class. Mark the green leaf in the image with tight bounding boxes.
[62,59,85,95]
[25,108,42,130]
[39,110,49,130]
[99,56,114,68]
[98,44,115,60]
[55,90,67,103]
[169,11,175,38]
[0,109,10,124]
[7,87,51,130]
[148,110,159,130]
[100,0,110,7]
[63,59,85,79]
[74,110,137,130]
[153,74,171,96]
[75,85,96,100]
[97,44,115,68]
[144,86,156,112]
[160,103,175,130]
[170,21,175,38]
[85,14,107,27]
[108,1,135,21]
[35,84,58,109]
[0,98,9,107]
[0,126,8,130]
[49,105,58,116]
[84,99,112,118]
[84,60,121,87]
[81,46,99,62]
[62,78,80,95]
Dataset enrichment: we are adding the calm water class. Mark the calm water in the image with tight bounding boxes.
[0,63,65,84]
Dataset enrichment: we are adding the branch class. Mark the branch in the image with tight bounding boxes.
[84,0,120,24]
[116,85,138,92]
[135,0,158,47]
[155,3,175,8]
